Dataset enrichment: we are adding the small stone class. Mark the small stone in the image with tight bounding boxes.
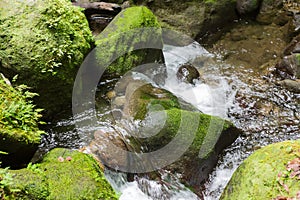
[176,63,200,85]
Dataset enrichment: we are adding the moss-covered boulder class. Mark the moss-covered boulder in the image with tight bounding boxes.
[0,0,94,118]
[0,148,118,199]
[118,82,241,192]
[95,6,164,76]
[0,78,44,168]
[128,0,238,45]
[143,108,241,192]
[221,140,300,200]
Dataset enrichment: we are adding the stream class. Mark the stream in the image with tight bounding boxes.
[36,24,300,199]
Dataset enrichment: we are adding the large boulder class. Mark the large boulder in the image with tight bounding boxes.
[0,148,118,199]
[94,6,164,76]
[115,81,241,192]
[0,77,44,168]
[0,0,94,119]
[127,0,238,45]
[221,140,300,200]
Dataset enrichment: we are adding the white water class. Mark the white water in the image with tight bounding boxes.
[103,42,238,200]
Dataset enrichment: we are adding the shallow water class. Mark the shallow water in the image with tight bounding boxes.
[38,31,299,199]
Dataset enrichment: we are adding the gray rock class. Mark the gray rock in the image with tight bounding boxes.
[236,0,261,15]
[276,54,300,79]
[176,63,201,85]
[278,79,300,93]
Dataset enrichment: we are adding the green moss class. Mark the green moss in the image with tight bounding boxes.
[95,6,163,76]
[0,79,44,145]
[0,0,94,118]
[221,140,300,200]
[144,108,233,157]
[2,148,118,200]
[0,0,93,84]
[127,84,180,120]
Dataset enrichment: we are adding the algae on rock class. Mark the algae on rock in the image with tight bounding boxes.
[95,6,164,76]
[0,0,94,118]
[1,148,118,200]
[221,140,300,200]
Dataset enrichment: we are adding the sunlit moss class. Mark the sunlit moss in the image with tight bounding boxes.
[0,79,44,145]
[221,140,300,200]
[95,6,163,76]
[1,148,118,199]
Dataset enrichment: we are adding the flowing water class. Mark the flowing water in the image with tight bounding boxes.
[37,32,300,199]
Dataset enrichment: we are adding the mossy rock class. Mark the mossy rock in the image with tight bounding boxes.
[1,148,118,200]
[130,0,238,45]
[95,6,164,76]
[0,0,94,119]
[124,83,181,120]
[125,83,241,192]
[0,78,44,168]
[221,140,300,200]
[139,108,241,191]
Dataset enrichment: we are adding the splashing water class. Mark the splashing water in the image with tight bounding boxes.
[39,40,299,199]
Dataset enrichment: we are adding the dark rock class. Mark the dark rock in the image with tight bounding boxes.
[236,0,261,15]
[176,63,201,85]
[283,35,300,55]
[72,1,122,35]
[72,2,122,16]
[275,54,300,79]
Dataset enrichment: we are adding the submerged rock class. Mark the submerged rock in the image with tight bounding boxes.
[221,140,300,200]
[278,79,300,93]
[0,148,118,199]
[0,77,44,168]
[176,63,201,85]
[0,0,94,119]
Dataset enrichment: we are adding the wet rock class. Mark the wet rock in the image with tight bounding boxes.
[278,79,300,93]
[283,35,300,55]
[123,82,181,120]
[72,1,122,35]
[236,0,261,15]
[275,54,300,79]
[0,148,118,199]
[221,140,300,200]
[83,130,134,170]
[120,81,241,194]
[176,63,201,85]
[139,108,242,193]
